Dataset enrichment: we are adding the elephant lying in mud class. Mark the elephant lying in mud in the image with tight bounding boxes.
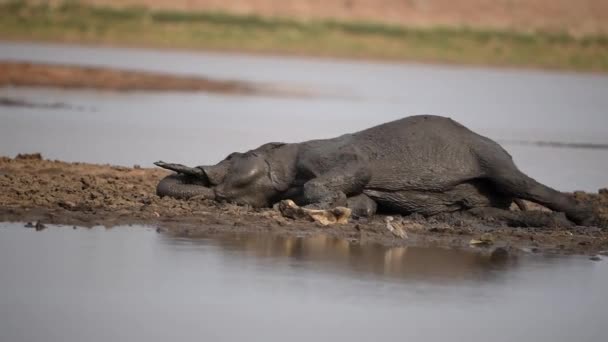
[155,115,594,227]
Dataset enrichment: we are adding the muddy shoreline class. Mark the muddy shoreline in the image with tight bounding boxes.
[0,62,309,96]
[1,154,607,256]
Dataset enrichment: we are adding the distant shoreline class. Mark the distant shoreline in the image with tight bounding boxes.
[498,140,608,151]
[0,61,311,96]
[1,1,607,73]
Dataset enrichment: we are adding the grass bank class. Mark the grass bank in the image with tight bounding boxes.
[1,1,608,72]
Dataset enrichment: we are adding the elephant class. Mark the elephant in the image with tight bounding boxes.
[155,115,594,227]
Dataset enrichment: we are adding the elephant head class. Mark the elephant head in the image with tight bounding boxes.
[156,142,298,207]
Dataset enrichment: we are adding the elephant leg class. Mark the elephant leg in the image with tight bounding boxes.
[467,207,573,228]
[302,164,371,210]
[347,194,377,218]
[156,174,215,200]
[479,153,594,225]
[489,170,592,225]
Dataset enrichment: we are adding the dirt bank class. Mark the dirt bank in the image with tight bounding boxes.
[1,154,607,256]
[0,62,306,96]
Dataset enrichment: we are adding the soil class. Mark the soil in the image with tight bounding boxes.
[0,62,309,96]
[1,154,607,256]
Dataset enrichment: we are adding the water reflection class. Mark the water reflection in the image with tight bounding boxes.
[161,233,516,283]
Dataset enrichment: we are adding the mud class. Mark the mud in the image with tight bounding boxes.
[0,62,309,96]
[1,154,607,255]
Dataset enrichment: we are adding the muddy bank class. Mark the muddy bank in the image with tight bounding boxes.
[0,62,307,96]
[1,154,607,256]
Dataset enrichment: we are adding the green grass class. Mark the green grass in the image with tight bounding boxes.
[2,0,608,72]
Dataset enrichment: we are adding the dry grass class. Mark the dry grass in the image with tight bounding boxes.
[46,0,608,35]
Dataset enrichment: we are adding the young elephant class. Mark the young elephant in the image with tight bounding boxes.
[156,115,594,226]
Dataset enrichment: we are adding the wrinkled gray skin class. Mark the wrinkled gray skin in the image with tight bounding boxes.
[156,115,594,226]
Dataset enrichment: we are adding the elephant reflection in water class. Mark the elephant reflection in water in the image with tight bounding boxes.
[212,234,515,281]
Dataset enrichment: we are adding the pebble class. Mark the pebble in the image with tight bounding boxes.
[34,221,46,231]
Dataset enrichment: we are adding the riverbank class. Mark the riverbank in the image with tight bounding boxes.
[1,154,607,256]
[0,61,308,95]
[1,1,607,73]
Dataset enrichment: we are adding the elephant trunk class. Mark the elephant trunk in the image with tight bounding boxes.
[156,174,216,200]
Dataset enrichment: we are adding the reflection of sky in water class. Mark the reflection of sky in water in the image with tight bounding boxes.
[0,42,607,191]
[0,224,606,342]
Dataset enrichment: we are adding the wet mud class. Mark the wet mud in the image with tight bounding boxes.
[1,154,607,255]
[0,62,310,96]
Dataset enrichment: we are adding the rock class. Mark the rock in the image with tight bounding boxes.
[470,233,495,246]
[589,255,602,261]
[34,221,46,231]
[15,153,42,160]
[278,199,351,226]
[24,222,34,228]
[384,216,408,239]
[57,200,76,210]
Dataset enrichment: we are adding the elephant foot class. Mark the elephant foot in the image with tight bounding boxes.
[278,200,351,226]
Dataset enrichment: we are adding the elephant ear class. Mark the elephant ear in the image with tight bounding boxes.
[264,144,298,192]
[200,159,231,185]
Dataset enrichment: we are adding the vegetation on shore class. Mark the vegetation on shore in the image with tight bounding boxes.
[1,0,608,72]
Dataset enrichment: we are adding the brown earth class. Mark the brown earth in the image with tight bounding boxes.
[0,62,308,96]
[1,154,607,256]
[56,0,608,35]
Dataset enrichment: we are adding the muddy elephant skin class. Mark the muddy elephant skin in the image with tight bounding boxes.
[155,115,594,226]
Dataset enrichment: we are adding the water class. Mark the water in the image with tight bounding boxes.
[0,223,606,342]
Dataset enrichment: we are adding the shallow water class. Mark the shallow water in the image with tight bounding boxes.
[0,223,606,342]
[1,42,607,191]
